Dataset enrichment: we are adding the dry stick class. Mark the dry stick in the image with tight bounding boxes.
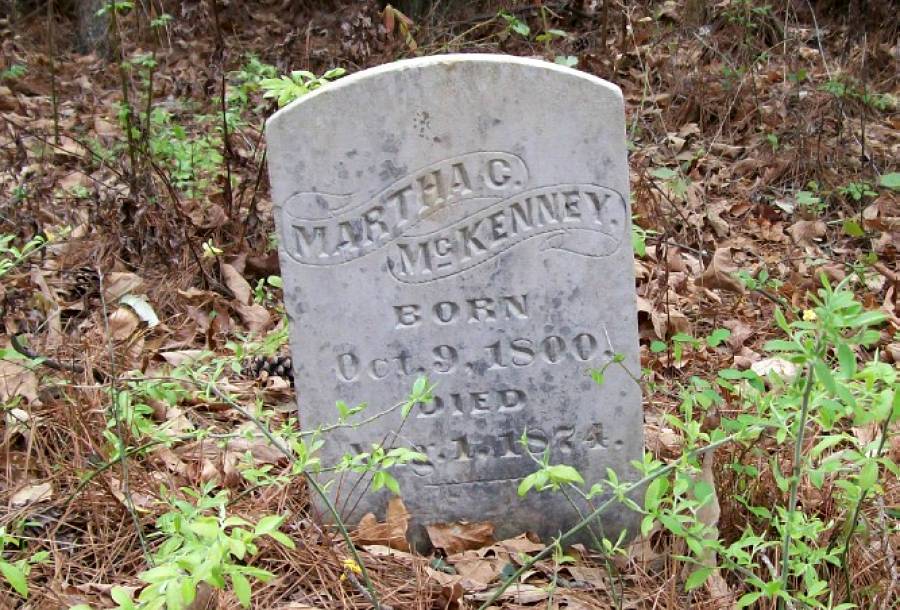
[209,0,234,220]
[476,428,762,610]
[107,0,139,194]
[202,381,384,609]
[97,269,153,564]
[875,495,898,610]
[47,0,60,145]
[840,414,892,604]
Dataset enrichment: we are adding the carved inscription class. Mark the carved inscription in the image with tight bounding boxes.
[332,288,623,487]
[279,151,627,285]
[388,184,627,283]
[279,152,528,266]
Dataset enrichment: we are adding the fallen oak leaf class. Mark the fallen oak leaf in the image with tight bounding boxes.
[354,496,411,551]
[786,219,826,248]
[11,482,52,506]
[426,520,495,555]
[698,247,746,294]
[221,262,252,305]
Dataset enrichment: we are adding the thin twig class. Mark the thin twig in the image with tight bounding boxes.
[97,269,153,563]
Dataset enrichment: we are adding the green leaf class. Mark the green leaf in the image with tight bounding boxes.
[650,167,677,180]
[736,591,764,608]
[650,340,667,353]
[842,219,865,237]
[706,328,731,348]
[254,515,283,536]
[547,464,584,486]
[140,564,181,584]
[0,561,28,597]
[554,55,578,67]
[813,359,837,394]
[111,586,137,610]
[644,478,664,510]
[68,605,95,610]
[518,472,537,497]
[412,376,427,397]
[231,571,252,608]
[879,172,900,190]
[857,461,878,490]
[836,343,856,379]
[268,530,296,549]
[684,567,712,591]
[384,472,401,495]
[188,519,221,539]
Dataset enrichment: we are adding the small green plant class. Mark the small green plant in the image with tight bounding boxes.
[110,483,294,609]
[554,55,578,67]
[650,166,692,201]
[822,77,896,112]
[0,526,48,599]
[252,275,283,305]
[508,278,894,608]
[837,181,876,203]
[228,55,278,112]
[0,64,26,81]
[499,10,530,37]
[260,68,347,108]
[735,266,784,292]
[796,182,825,215]
[0,232,49,278]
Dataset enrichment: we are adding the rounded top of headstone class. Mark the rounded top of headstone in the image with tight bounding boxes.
[266,53,623,130]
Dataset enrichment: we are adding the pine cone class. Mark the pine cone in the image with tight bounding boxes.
[66,265,100,298]
[247,354,294,386]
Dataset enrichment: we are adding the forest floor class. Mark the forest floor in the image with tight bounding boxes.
[0,1,898,609]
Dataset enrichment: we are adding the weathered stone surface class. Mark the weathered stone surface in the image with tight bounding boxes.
[267,54,642,549]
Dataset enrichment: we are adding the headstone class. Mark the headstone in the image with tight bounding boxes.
[266,55,642,549]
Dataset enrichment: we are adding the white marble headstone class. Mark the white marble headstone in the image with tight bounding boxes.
[267,54,642,548]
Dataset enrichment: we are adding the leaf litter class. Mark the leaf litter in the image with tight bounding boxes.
[0,1,897,609]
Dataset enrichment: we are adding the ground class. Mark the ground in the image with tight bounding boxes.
[0,1,897,609]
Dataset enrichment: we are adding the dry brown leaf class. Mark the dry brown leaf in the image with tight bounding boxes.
[750,357,799,382]
[222,263,252,305]
[360,544,417,561]
[427,521,495,554]
[94,116,118,137]
[650,307,691,339]
[468,583,548,604]
[235,303,271,333]
[0,357,39,404]
[698,247,746,294]
[54,136,88,159]
[565,565,608,587]
[454,557,502,587]
[354,497,411,551]
[706,202,730,238]
[103,271,145,301]
[724,320,753,351]
[108,306,140,341]
[787,219,826,248]
[11,482,52,506]
[108,478,154,511]
[159,350,206,367]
